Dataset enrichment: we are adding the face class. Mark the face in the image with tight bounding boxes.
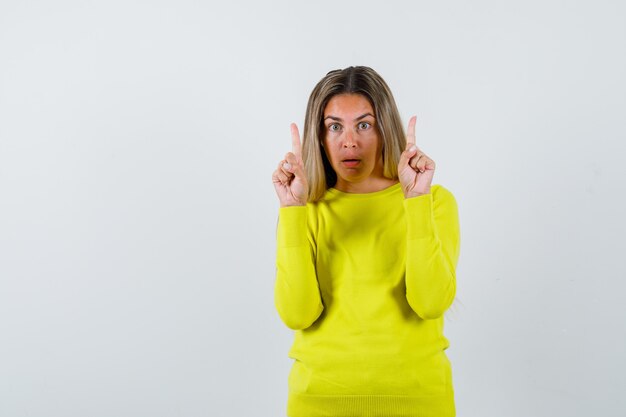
[322,94,387,193]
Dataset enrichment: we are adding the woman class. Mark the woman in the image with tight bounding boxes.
[272,66,460,417]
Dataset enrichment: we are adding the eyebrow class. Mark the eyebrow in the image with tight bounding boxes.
[323,113,375,122]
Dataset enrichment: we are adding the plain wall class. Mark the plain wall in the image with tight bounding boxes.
[1,1,625,416]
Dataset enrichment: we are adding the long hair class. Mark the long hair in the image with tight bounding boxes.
[302,66,406,202]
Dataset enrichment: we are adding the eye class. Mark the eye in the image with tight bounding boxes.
[328,123,341,132]
[358,122,371,130]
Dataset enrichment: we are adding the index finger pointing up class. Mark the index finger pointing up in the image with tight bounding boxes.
[291,123,302,158]
[406,116,417,146]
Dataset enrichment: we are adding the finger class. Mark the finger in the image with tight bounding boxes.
[417,156,435,173]
[278,160,294,178]
[291,123,302,159]
[284,152,305,178]
[409,153,424,170]
[399,146,418,169]
[406,116,417,146]
[416,158,426,173]
[273,164,291,185]
[275,169,290,185]
[284,152,298,167]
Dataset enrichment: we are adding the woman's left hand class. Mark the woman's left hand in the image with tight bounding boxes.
[398,116,436,198]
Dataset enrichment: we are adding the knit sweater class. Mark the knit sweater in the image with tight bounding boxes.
[275,183,460,417]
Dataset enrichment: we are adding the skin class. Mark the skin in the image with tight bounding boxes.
[399,114,437,198]
[321,94,397,194]
[272,93,436,207]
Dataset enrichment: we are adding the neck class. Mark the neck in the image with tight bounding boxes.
[334,177,398,194]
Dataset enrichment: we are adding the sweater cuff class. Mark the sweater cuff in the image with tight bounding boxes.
[403,193,436,239]
[278,206,308,247]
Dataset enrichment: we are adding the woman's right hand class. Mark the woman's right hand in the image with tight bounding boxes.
[272,123,309,207]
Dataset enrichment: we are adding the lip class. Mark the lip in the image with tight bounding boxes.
[341,159,361,168]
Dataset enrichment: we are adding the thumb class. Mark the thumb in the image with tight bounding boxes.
[284,153,306,179]
[291,160,306,180]
[398,143,418,168]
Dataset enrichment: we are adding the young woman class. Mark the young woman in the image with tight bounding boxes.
[272,66,460,417]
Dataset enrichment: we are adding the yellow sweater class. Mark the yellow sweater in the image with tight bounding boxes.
[275,183,460,417]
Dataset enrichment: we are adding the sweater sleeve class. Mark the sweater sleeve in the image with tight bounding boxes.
[274,206,324,330]
[403,185,460,320]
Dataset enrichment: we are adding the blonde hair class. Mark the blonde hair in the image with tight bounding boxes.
[302,66,406,202]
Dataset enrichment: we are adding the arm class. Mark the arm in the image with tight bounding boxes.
[274,206,324,330]
[404,185,460,320]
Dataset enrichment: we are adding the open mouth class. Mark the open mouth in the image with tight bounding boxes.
[342,159,361,168]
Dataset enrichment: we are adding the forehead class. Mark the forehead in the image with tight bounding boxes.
[323,94,374,118]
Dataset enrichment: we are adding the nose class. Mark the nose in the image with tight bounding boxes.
[343,130,357,148]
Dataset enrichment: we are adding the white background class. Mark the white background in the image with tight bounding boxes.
[1,1,625,416]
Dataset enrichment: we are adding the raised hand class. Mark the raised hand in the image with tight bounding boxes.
[272,123,309,207]
[398,116,436,198]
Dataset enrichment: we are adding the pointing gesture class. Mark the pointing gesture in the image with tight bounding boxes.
[398,116,436,198]
[272,123,309,207]
[291,122,302,160]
